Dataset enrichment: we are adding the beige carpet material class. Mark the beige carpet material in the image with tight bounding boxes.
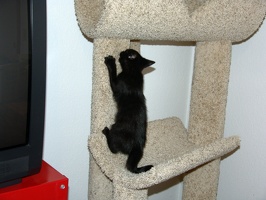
[75,0,266,42]
[183,41,232,200]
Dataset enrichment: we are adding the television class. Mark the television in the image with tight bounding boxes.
[0,0,46,187]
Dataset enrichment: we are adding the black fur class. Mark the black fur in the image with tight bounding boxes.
[102,49,155,173]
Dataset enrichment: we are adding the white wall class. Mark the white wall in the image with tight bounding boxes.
[44,1,266,200]
[44,0,92,198]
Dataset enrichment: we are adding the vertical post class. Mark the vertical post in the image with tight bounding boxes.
[183,41,232,200]
[88,38,130,200]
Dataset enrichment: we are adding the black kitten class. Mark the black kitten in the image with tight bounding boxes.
[102,49,155,174]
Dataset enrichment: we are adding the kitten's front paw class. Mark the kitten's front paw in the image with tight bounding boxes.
[104,56,116,67]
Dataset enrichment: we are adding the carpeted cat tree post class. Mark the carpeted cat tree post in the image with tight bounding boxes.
[74,0,266,199]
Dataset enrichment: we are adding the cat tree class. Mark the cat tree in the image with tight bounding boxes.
[74,0,266,199]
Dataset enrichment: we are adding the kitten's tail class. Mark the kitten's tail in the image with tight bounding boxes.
[126,145,153,174]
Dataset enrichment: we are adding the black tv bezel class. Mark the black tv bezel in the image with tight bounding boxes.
[0,0,46,187]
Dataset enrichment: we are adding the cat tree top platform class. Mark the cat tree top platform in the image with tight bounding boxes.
[88,117,240,189]
[75,0,266,42]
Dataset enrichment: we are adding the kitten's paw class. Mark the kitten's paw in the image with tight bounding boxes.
[104,56,116,66]
[102,127,109,136]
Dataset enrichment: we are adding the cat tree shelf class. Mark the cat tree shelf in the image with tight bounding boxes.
[88,117,239,189]
[75,0,266,42]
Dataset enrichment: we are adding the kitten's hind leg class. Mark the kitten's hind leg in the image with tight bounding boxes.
[102,127,119,154]
[126,145,153,174]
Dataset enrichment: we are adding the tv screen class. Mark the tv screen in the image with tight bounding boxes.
[0,0,46,187]
[0,0,29,150]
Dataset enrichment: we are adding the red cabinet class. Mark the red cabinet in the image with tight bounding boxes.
[0,161,68,200]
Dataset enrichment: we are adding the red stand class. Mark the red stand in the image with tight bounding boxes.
[0,161,68,200]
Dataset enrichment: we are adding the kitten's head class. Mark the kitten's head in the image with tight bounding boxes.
[119,49,155,71]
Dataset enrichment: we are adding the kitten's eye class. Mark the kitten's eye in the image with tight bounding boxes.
[128,53,137,60]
